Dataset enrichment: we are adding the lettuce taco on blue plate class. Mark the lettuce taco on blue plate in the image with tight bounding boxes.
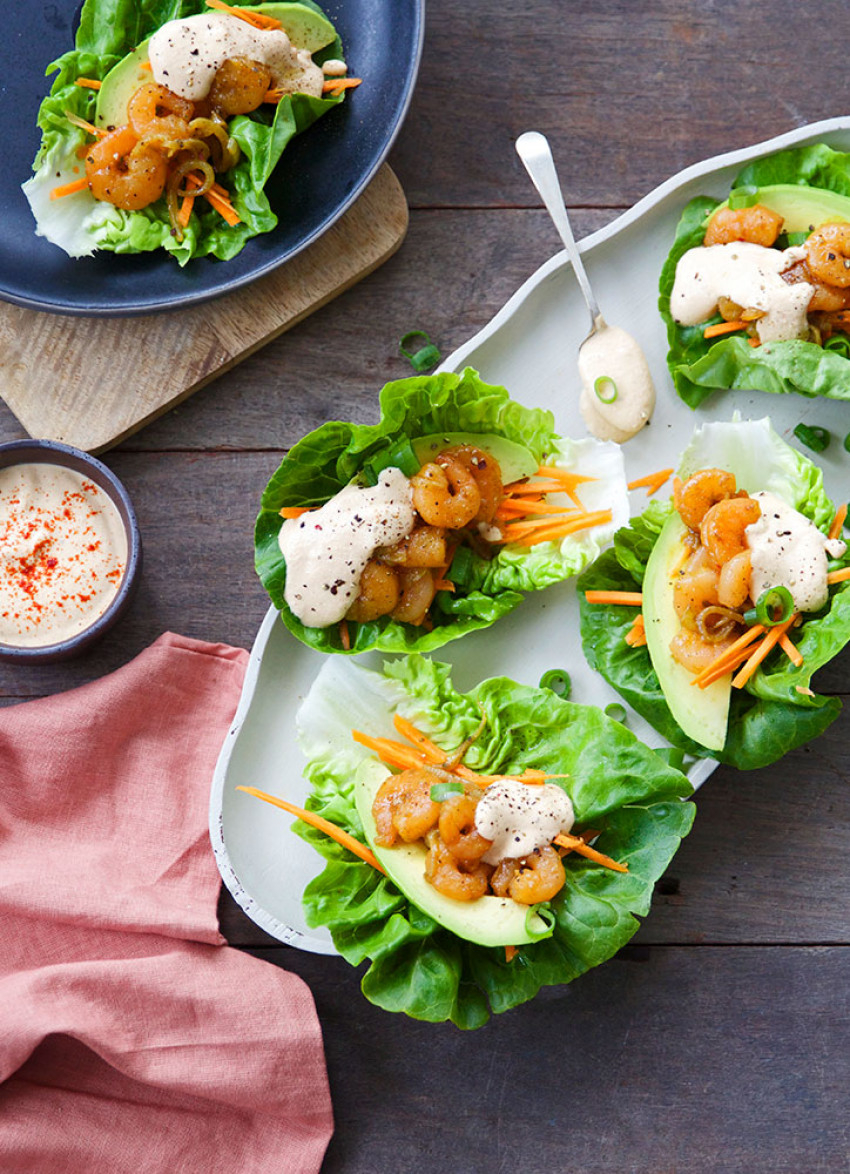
[254,368,629,654]
[240,654,694,1028]
[578,418,850,769]
[660,144,850,407]
[23,0,347,263]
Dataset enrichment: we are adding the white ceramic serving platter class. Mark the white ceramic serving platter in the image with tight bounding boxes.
[211,117,850,953]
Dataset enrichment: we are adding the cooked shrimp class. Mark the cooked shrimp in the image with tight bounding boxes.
[507,845,566,905]
[436,445,503,524]
[85,127,168,211]
[209,56,273,116]
[718,550,752,609]
[424,837,490,901]
[438,793,492,863]
[411,459,481,528]
[391,567,437,625]
[673,468,737,531]
[372,768,441,847]
[378,525,447,568]
[669,627,738,673]
[346,560,399,622]
[490,857,519,898]
[781,259,850,312]
[703,204,783,248]
[127,83,194,139]
[673,566,720,629]
[805,223,850,288]
[699,496,761,565]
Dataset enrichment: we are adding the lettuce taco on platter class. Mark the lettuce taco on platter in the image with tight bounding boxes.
[255,368,628,655]
[578,418,850,769]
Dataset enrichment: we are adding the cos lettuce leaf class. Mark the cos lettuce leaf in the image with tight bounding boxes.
[293,655,695,1028]
[255,369,629,654]
[577,419,850,769]
[659,144,850,407]
[23,0,342,263]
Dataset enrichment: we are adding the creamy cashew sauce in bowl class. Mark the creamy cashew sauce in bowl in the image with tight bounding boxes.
[0,441,141,663]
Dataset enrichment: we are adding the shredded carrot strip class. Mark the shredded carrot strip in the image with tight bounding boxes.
[628,468,674,497]
[339,619,350,651]
[264,87,282,104]
[584,590,643,605]
[829,503,848,540]
[50,176,89,200]
[732,615,798,689]
[533,467,596,508]
[236,785,385,872]
[392,715,444,762]
[205,187,240,225]
[352,731,430,771]
[695,643,762,690]
[779,632,803,667]
[502,479,568,497]
[75,77,102,89]
[554,833,628,873]
[500,509,611,546]
[748,338,761,348]
[205,0,278,29]
[827,567,850,585]
[625,614,647,647]
[496,499,581,518]
[141,61,152,71]
[504,945,518,963]
[704,320,747,339]
[64,110,106,138]
[433,579,455,592]
[279,506,313,519]
[323,78,362,94]
[691,623,766,687]
[178,194,194,228]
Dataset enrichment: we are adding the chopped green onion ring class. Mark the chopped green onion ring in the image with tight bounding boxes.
[539,668,571,698]
[843,433,850,454]
[604,702,627,723]
[793,423,830,453]
[429,781,464,802]
[399,331,442,373]
[727,185,759,210]
[524,902,557,941]
[754,585,794,627]
[594,375,618,404]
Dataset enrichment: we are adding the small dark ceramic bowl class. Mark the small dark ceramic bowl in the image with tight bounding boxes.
[0,440,142,664]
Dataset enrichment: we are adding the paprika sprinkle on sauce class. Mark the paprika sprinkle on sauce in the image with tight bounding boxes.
[0,463,127,649]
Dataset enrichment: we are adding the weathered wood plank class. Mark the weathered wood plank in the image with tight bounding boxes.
[242,944,850,1173]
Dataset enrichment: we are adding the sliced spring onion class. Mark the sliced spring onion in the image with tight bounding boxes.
[727,185,759,210]
[754,585,794,627]
[447,545,476,588]
[793,423,831,453]
[594,375,618,404]
[784,230,810,248]
[430,781,464,802]
[604,702,627,723]
[844,433,850,454]
[399,330,442,373]
[524,902,556,941]
[365,438,420,480]
[539,668,571,698]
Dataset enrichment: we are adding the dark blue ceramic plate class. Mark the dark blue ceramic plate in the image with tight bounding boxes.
[2,0,424,316]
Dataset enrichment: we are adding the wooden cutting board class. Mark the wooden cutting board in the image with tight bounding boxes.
[0,165,407,454]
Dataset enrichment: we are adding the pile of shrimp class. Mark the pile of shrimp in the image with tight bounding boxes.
[703,204,850,340]
[346,444,504,628]
[84,60,261,232]
[669,468,762,672]
[372,769,567,905]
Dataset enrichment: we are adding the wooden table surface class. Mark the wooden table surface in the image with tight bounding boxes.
[3,2,850,1170]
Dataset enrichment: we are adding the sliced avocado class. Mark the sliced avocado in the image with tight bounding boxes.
[717,183,850,234]
[643,512,730,752]
[412,432,539,484]
[353,758,553,948]
[94,4,336,130]
[95,41,151,130]
[255,3,337,52]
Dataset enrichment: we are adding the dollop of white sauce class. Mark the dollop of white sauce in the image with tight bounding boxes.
[149,13,323,102]
[746,491,846,613]
[578,317,656,444]
[475,780,574,865]
[670,242,811,344]
[279,468,416,628]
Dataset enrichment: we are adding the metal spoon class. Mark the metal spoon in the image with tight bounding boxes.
[514,130,655,442]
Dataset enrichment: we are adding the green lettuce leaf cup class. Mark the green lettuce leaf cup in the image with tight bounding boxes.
[291,654,695,1028]
[255,368,628,654]
[22,0,343,263]
[577,418,850,769]
[659,144,850,407]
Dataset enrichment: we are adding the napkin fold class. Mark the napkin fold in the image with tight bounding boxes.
[0,633,333,1174]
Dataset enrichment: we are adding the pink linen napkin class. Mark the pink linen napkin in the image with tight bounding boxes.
[0,633,333,1174]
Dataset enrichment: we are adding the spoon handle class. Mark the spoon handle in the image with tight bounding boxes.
[515,131,601,326]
